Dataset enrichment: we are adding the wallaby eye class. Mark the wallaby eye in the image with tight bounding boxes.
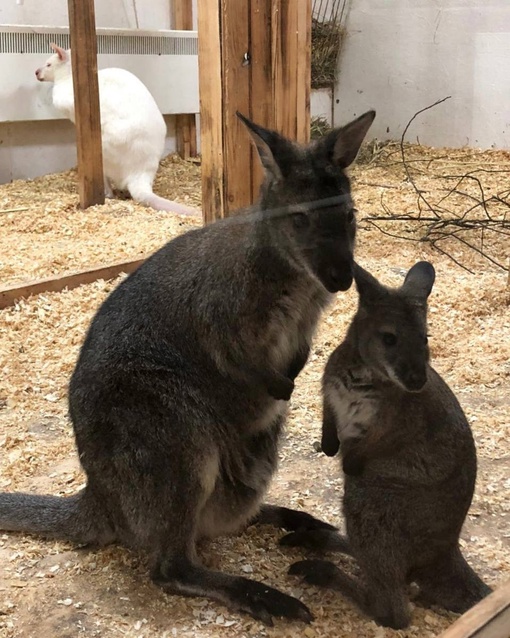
[46,63,51,67]
[292,213,310,229]
[347,208,356,223]
[381,332,397,347]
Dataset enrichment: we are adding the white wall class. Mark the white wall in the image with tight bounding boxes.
[0,0,170,30]
[334,0,510,149]
[0,0,195,183]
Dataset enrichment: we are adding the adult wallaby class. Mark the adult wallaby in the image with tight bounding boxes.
[284,262,492,629]
[0,110,375,625]
[35,44,197,215]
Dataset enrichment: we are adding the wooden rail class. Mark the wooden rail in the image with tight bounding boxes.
[438,580,510,638]
[0,258,148,310]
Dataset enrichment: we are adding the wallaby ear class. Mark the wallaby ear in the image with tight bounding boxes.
[236,111,298,182]
[50,43,68,62]
[321,110,376,169]
[401,261,436,300]
[353,262,387,305]
[321,400,340,457]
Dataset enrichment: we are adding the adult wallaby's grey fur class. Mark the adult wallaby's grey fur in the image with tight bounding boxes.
[35,44,197,216]
[284,262,492,629]
[0,110,375,625]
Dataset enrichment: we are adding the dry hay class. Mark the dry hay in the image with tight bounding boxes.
[311,19,344,89]
[0,147,509,638]
[310,116,332,140]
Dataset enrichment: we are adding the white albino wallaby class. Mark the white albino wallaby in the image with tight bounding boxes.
[35,44,197,216]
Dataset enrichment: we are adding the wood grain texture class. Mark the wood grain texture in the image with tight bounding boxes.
[171,0,193,30]
[438,580,510,638]
[197,0,224,223]
[198,0,311,221]
[171,0,198,159]
[221,0,252,213]
[296,0,312,144]
[0,258,147,310]
[250,0,273,201]
[67,0,104,209]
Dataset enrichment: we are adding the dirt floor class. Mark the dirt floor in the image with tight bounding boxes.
[0,145,508,638]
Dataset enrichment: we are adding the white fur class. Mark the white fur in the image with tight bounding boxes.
[326,376,378,443]
[35,47,197,216]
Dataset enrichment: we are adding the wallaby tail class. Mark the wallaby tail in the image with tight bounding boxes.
[0,488,115,545]
[127,176,199,216]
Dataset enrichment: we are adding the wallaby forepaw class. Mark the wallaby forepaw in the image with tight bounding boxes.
[280,531,311,547]
[342,451,365,476]
[279,508,337,533]
[232,580,313,625]
[268,376,295,401]
[288,559,340,588]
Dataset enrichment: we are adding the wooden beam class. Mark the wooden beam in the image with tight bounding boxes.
[67,0,104,208]
[0,258,147,310]
[172,0,193,29]
[171,0,198,160]
[250,0,273,202]
[438,580,510,638]
[198,0,312,221]
[197,0,225,223]
[221,0,252,211]
[296,0,312,144]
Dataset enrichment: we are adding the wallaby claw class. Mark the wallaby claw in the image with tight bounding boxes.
[232,580,313,625]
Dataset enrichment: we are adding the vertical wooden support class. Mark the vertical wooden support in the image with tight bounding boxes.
[198,0,312,222]
[197,0,225,223]
[67,0,104,208]
[272,0,312,143]
[172,0,198,159]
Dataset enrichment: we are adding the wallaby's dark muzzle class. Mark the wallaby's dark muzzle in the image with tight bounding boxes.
[400,367,428,393]
[321,259,354,293]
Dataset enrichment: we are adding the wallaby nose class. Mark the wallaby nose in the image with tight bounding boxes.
[404,369,428,392]
[329,265,353,292]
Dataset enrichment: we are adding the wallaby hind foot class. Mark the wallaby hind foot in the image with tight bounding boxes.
[155,555,313,626]
[280,528,352,554]
[253,504,337,533]
[289,559,410,629]
[413,546,492,614]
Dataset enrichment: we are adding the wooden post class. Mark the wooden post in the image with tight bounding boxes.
[67,0,104,208]
[197,0,225,223]
[198,0,312,222]
[171,0,198,159]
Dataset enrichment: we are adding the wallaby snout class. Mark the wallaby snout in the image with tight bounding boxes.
[394,361,428,393]
[319,257,353,293]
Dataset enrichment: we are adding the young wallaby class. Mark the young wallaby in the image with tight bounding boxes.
[35,44,197,215]
[284,262,492,629]
[0,110,375,625]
